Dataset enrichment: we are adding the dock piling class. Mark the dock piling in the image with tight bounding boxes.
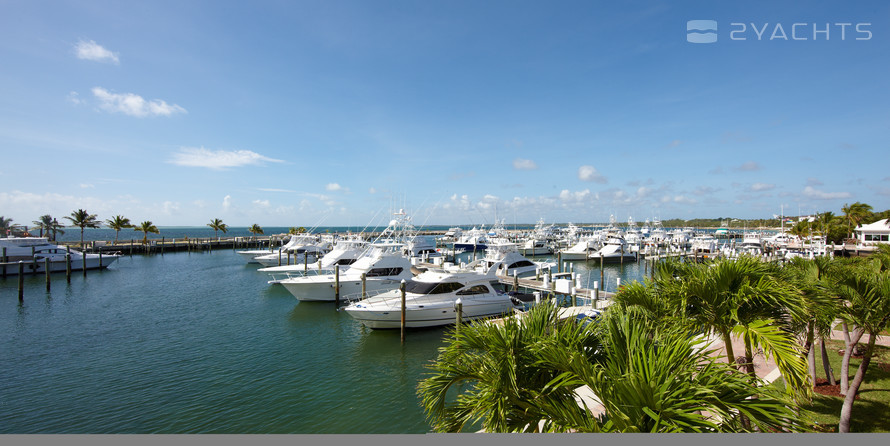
[45,257,51,292]
[455,298,463,334]
[400,280,407,343]
[18,261,24,303]
[334,266,340,308]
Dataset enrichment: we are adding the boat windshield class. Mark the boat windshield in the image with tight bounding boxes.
[405,280,464,295]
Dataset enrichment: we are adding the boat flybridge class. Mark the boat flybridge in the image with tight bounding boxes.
[461,241,554,279]
[0,236,118,274]
[343,268,523,329]
[260,237,368,283]
[588,236,636,263]
[278,209,418,301]
[278,241,413,301]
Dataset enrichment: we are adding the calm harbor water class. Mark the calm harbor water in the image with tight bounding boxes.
[0,247,646,433]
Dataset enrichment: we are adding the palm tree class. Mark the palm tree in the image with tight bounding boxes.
[105,215,133,244]
[248,224,264,240]
[64,209,100,249]
[783,257,842,388]
[418,301,601,433]
[841,202,873,240]
[418,302,810,432]
[654,257,809,399]
[207,218,228,240]
[0,216,19,237]
[835,261,890,432]
[289,226,306,235]
[32,215,64,240]
[133,221,160,244]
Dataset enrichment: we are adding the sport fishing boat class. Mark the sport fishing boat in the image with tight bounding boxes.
[342,268,523,329]
[0,236,118,274]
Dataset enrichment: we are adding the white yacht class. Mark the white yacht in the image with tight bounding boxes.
[253,241,330,267]
[735,232,764,256]
[558,237,602,261]
[343,269,522,329]
[260,238,367,283]
[690,234,719,257]
[588,236,636,263]
[464,241,554,278]
[236,234,316,264]
[0,237,118,274]
[278,242,413,301]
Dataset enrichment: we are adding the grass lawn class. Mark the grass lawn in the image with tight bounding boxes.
[772,339,890,432]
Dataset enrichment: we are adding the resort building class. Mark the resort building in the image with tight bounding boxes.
[855,219,890,245]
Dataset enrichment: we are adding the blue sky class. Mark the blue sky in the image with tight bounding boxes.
[1,0,888,228]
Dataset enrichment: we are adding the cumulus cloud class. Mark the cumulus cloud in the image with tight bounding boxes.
[578,165,607,183]
[222,195,232,211]
[92,87,186,117]
[74,39,119,64]
[559,189,591,202]
[802,186,851,200]
[749,183,775,192]
[253,199,271,207]
[326,183,343,191]
[169,147,284,170]
[513,158,537,170]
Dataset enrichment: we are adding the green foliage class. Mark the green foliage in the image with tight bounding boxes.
[417,301,810,433]
[133,220,160,244]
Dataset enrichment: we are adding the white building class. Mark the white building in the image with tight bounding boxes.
[855,219,890,245]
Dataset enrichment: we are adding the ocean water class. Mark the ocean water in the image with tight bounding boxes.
[0,247,647,433]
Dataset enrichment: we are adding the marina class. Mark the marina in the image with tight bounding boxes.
[0,234,646,433]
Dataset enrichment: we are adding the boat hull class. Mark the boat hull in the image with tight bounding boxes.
[2,255,119,275]
[345,300,516,329]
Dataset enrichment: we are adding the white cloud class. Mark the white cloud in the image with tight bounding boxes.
[369,187,377,194]
[578,165,607,184]
[74,39,119,64]
[749,183,775,192]
[169,147,284,170]
[67,91,83,105]
[257,188,295,193]
[559,189,591,202]
[92,87,186,117]
[253,199,271,208]
[222,195,232,211]
[802,186,851,200]
[326,183,343,191]
[512,158,537,170]
[79,183,95,189]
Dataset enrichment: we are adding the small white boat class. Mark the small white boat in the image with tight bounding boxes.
[558,237,602,261]
[0,237,118,274]
[236,234,315,264]
[253,242,329,267]
[343,269,522,329]
[588,236,636,263]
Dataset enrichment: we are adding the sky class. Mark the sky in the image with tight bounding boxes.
[1,0,888,228]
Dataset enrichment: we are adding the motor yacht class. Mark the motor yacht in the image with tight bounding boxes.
[342,269,523,329]
[0,236,118,274]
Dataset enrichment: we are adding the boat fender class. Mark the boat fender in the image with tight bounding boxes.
[410,266,427,275]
